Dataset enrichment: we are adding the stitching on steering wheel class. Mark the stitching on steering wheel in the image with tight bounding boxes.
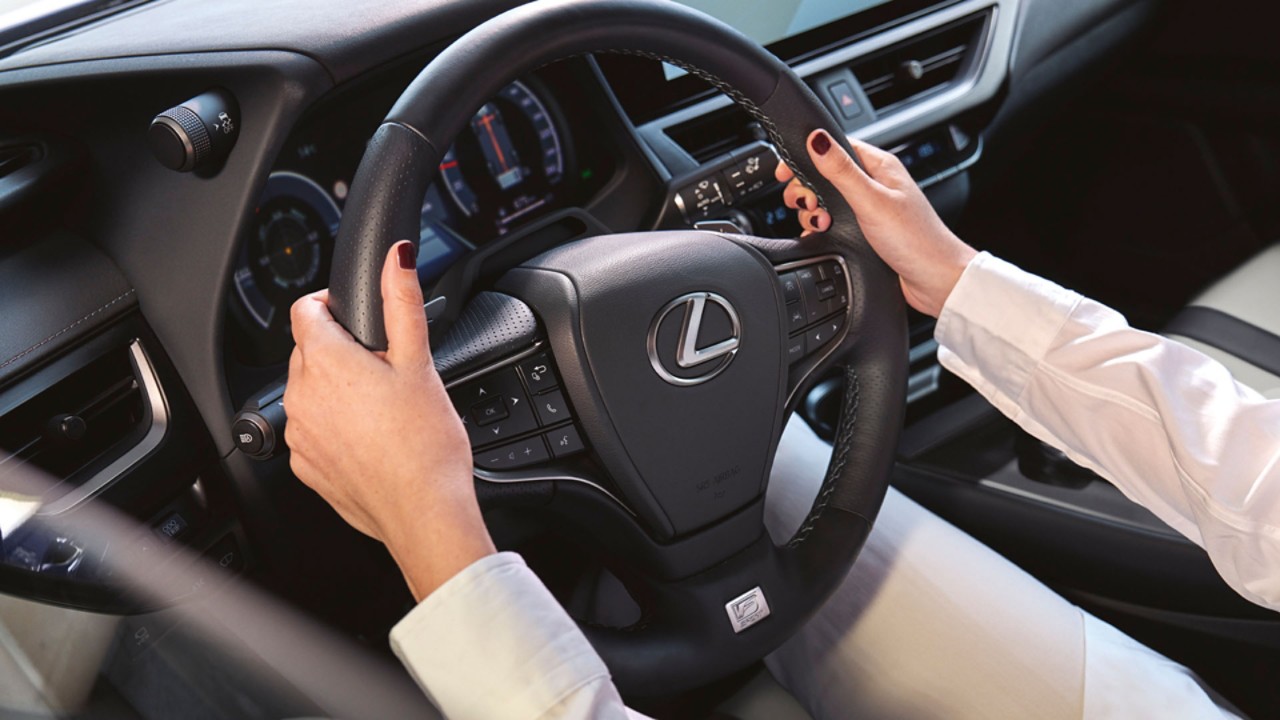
[788,365,859,548]
[606,49,829,213]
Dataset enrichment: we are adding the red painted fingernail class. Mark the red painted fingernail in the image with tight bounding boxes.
[397,241,417,270]
[809,215,822,231]
[811,131,832,156]
[797,196,809,210]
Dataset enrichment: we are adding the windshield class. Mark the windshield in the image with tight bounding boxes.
[672,0,895,47]
[0,0,147,50]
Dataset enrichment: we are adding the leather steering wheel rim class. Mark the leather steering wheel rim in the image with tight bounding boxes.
[328,0,908,697]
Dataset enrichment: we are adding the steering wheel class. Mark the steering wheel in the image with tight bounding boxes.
[328,0,907,698]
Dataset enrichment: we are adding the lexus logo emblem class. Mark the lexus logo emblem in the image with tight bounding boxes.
[647,292,742,386]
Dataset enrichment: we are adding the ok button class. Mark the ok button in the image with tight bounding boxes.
[471,397,509,426]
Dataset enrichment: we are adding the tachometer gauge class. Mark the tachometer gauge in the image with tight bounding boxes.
[234,172,340,329]
[439,80,565,236]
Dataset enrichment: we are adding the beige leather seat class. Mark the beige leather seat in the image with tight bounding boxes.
[1165,244,1280,398]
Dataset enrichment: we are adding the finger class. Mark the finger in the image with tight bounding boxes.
[783,179,817,212]
[290,290,351,349]
[798,207,831,234]
[807,129,883,206]
[846,136,900,174]
[775,160,795,184]
[381,240,429,367]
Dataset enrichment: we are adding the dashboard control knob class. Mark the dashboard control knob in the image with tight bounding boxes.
[148,88,240,173]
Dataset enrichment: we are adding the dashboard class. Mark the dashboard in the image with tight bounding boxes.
[227,59,616,364]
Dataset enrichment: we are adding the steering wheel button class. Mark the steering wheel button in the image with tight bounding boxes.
[470,397,509,426]
[807,316,843,352]
[535,389,570,426]
[786,335,806,364]
[787,304,806,332]
[547,425,585,458]
[778,272,801,304]
[816,279,837,300]
[796,266,825,321]
[812,314,847,350]
[820,261,845,281]
[475,437,550,470]
[519,353,559,393]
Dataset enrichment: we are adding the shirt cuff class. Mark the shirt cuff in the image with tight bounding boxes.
[390,551,611,719]
[935,252,1083,403]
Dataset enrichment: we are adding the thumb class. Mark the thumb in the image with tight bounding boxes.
[381,240,429,366]
[806,129,881,208]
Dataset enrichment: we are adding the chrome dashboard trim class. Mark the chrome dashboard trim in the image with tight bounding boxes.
[40,340,170,516]
[642,0,1018,152]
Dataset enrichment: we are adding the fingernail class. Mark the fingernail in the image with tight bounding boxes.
[797,196,809,210]
[809,215,822,231]
[397,241,417,270]
[811,131,832,156]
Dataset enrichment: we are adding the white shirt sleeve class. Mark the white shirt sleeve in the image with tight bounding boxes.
[935,252,1280,610]
[390,552,647,719]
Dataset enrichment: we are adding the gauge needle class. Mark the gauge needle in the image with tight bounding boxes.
[477,113,509,171]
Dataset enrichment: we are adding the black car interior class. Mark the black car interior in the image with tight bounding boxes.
[1,0,1278,717]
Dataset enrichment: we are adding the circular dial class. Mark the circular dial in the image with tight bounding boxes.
[439,80,565,236]
[233,172,341,330]
[253,199,325,292]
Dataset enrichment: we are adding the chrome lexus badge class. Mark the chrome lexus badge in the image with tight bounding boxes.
[647,292,741,386]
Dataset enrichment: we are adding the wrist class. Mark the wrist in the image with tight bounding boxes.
[386,486,496,601]
[915,238,977,318]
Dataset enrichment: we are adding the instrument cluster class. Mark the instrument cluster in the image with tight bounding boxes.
[228,66,613,363]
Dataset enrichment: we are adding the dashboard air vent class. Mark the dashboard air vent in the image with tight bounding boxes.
[851,14,988,113]
[0,341,164,513]
[665,105,764,164]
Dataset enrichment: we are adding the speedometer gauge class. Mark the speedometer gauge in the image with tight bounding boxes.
[439,80,565,236]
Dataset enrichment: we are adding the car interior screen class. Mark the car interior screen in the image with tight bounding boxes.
[665,0,896,78]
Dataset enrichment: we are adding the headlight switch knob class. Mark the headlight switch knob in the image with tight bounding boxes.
[147,88,240,173]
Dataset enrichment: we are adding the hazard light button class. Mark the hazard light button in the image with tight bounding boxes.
[827,80,863,120]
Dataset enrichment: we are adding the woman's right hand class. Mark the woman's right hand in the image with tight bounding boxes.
[776,129,977,318]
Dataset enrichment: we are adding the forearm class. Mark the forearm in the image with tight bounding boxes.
[937,253,1280,609]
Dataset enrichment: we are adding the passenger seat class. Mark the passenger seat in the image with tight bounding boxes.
[1165,244,1280,398]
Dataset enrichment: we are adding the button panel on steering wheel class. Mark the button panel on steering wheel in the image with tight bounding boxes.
[777,256,852,367]
[447,349,586,471]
